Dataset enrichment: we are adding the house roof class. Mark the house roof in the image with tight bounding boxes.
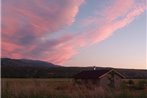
[73,69,125,79]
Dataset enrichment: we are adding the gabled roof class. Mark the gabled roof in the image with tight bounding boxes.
[73,69,125,79]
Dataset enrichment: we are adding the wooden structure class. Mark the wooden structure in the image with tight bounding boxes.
[73,69,125,88]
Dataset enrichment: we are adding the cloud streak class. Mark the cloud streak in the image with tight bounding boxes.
[2,0,146,64]
[2,0,84,62]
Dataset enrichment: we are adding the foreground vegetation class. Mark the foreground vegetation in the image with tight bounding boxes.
[2,79,147,98]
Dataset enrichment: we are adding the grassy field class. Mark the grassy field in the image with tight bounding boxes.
[1,78,147,98]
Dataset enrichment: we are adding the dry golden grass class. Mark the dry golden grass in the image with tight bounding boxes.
[1,78,147,98]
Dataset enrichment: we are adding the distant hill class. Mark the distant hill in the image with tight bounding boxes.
[1,58,60,78]
[1,58,59,68]
[117,69,147,79]
[1,58,147,79]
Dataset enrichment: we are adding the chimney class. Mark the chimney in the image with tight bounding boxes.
[93,66,96,70]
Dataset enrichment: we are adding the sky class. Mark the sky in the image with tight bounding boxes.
[1,0,147,69]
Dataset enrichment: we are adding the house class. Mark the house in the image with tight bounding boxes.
[73,69,125,88]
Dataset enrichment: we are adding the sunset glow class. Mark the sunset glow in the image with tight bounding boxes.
[2,0,146,69]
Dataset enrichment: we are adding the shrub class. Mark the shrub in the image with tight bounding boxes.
[120,81,127,89]
[134,80,146,90]
[128,80,134,85]
[115,91,131,98]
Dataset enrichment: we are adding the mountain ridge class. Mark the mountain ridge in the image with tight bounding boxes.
[1,58,147,79]
[1,58,60,68]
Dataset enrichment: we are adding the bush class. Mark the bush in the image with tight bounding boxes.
[134,80,146,90]
[120,81,127,89]
[115,91,131,98]
[128,80,134,85]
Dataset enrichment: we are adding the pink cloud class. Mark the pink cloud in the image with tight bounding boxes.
[59,0,146,64]
[1,0,146,64]
[80,0,146,45]
[2,0,84,36]
[104,0,134,21]
[46,45,77,64]
[2,0,84,62]
[1,41,23,58]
